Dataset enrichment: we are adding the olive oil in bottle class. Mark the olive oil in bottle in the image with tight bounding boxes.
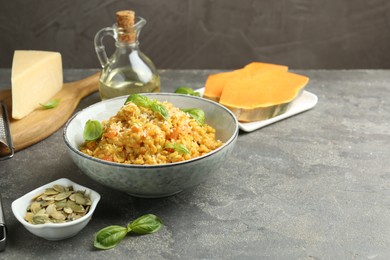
[99,65,160,100]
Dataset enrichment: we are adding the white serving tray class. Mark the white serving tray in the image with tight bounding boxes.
[196,88,318,132]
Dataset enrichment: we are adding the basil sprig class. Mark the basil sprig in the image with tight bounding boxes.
[165,142,190,154]
[181,108,205,125]
[83,119,103,141]
[94,214,163,250]
[175,87,200,97]
[125,94,169,120]
[40,98,60,109]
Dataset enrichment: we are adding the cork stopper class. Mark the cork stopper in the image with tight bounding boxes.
[116,10,136,43]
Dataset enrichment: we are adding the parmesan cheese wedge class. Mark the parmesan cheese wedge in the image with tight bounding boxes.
[11,50,63,119]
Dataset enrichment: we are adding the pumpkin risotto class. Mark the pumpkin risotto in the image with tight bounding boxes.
[79,96,223,165]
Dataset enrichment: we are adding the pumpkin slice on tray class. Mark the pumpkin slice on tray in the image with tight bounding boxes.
[203,70,242,102]
[243,61,288,71]
[218,70,309,122]
[203,62,288,102]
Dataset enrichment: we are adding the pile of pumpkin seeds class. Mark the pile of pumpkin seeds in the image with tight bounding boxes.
[25,184,92,225]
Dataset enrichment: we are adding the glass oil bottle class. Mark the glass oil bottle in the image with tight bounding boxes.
[94,10,160,100]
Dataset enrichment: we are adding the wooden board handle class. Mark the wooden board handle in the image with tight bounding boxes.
[0,72,100,151]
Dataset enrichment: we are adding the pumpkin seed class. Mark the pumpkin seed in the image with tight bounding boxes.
[24,184,92,225]
[53,185,66,193]
[63,207,73,214]
[44,188,59,195]
[51,211,66,220]
[41,200,55,207]
[73,193,87,205]
[24,212,34,223]
[41,194,56,201]
[54,191,73,201]
[70,204,85,213]
[45,203,57,216]
[55,199,67,209]
[33,214,50,224]
[30,201,42,214]
[71,214,82,221]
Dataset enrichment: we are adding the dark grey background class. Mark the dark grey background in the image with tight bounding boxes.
[1,0,390,69]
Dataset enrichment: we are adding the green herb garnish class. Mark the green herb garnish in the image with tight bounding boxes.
[83,119,103,141]
[150,102,169,120]
[175,87,200,97]
[127,214,163,234]
[125,94,169,120]
[125,94,150,107]
[181,108,205,125]
[94,214,163,250]
[93,225,128,250]
[165,142,190,154]
[40,98,60,109]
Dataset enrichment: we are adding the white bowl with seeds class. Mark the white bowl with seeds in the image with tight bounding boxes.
[11,178,101,240]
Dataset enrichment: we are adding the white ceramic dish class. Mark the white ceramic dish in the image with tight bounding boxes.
[11,178,101,241]
[195,88,318,132]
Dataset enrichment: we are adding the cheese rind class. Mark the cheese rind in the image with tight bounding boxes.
[11,50,63,119]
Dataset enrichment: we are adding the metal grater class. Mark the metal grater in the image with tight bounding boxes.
[0,194,6,251]
[0,100,14,160]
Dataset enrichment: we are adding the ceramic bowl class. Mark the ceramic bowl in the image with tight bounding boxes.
[63,93,239,198]
[11,178,101,240]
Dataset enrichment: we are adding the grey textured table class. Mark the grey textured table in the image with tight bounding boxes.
[1,69,389,259]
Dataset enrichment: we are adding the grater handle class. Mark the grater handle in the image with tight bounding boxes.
[0,194,6,251]
[0,100,14,160]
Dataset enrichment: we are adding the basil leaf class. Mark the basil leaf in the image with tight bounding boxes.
[83,119,103,141]
[125,94,169,120]
[40,98,60,109]
[175,87,200,97]
[125,94,150,107]
[128,214,163,235]
[94,225,128,250]
[165,142,190,154]
[181,108,205,125]
[150,102,169,120]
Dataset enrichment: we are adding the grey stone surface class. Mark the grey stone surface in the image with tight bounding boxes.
[1,69,390,259]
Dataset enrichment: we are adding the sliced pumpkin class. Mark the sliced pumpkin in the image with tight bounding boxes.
[244,61,288,71]
[203,62,288,102]
[203,69,244,102]
[219,70,309,122]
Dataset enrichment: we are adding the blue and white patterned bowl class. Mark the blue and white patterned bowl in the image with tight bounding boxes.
[63,93,239,198]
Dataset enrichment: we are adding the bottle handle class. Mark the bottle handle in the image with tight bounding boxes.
[94,27,116,68]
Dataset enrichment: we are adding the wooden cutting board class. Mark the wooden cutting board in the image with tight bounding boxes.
[0,72,99,151]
